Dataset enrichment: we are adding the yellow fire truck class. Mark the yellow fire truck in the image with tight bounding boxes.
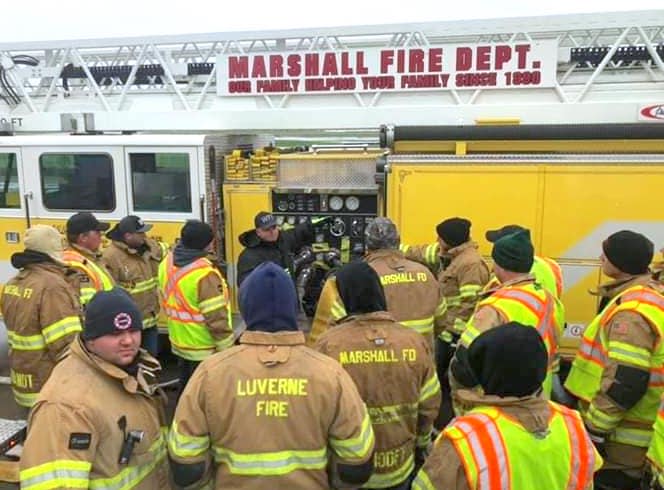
[381,123,664,355]
[2,10,664,369]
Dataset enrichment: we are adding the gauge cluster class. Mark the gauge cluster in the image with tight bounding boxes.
[273,192,375,214]
[271,190,378,263]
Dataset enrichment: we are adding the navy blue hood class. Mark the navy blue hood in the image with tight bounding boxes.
[239,262,299,333]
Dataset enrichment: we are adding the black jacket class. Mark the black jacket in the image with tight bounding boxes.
[236,223,313,287]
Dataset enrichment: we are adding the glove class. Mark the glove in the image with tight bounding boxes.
[435,336,455,377]
[415,445,430,472]
[642,468,657,490]
[586,427,608,458]
[311,216,332,226]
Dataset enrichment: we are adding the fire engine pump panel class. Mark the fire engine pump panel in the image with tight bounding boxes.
[272,188,378,317]
[273,152,380,316]
[222,148,381,313]
[272,191,377,261]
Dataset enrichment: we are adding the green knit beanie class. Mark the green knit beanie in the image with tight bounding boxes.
[491,230,534,273]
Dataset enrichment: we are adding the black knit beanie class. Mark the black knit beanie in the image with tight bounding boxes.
[83,288,143,340]
[180,220,214,250]
[491,230,534,273]
[467,322,548,397]
[602,230,654,275]
[335,261,387,315]
[436,217,471,247]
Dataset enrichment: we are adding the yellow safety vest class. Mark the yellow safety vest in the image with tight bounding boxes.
[158,253,231,361]
[647,395,664,487]
[565,285,664,448]
[158,241,169,258]
[63,250,115,306]
[413,402,598,490]
[484,256,563,299]
[532,256,564,298]
[462,282,563,397]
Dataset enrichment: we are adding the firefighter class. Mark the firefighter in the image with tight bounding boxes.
[102,215,164,356]
[19,288,170,489]
[158,219,232,393]
[645,394,664,490]
[412,323,602,490]
[401,217,489,338]
[482,226,567,401]
[484,224,564,298]
[450,230,564,398]
[401,216,489,428]
[309,217,441,348]
[0,225,82,412]
[236,211,316,287]
[314,261,440,490]
[565,230,664,490]
[168,262,375,489]
[64,211,115,306]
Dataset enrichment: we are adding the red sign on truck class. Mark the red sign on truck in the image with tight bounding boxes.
[217,40,558,96]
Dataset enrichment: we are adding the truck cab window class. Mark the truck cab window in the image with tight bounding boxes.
[39,153,115,211]
[0,153,19,209]
[130,152,191,212]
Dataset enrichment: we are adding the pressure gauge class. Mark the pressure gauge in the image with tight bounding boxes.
[345,195,360,211]
[277,199,288,212]
[276,216,285,225]
[329,195,344,211]
[287,216,296,225]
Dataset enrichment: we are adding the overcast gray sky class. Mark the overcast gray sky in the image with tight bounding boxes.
[1,0,663,43]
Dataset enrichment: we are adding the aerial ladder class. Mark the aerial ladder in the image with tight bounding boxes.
[0,10,662,135]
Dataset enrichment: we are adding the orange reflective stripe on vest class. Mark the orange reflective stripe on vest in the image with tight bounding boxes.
[62,250,114,296]
[576,286,664,375]
[651,366,664,388]
[574,295,625,371]
[566,284,664,447]
[552,404,595,490]
[491,288,557,366]
[621,288,664,310]
[452,405,595,490]
[162,254,209,323]
[577,337,608,368]
[539,257,563,297]
[647,397,664,484]
[453,413,510,490]
[63,250,102,290]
